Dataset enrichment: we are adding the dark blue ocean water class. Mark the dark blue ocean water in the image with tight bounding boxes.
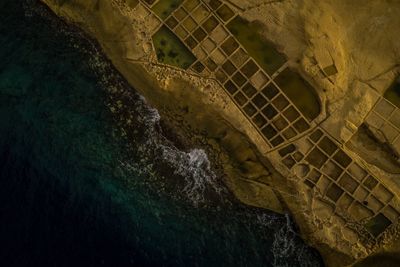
[0,1,323,266]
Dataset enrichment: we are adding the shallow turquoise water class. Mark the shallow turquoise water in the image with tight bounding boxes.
[0,1,323,266]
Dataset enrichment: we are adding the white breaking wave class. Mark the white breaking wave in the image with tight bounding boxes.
[114,91,220,206]
[161,146,221,206]
[59,19,321,265]
[257,213,319,267]
[140,103,161,146]
[271,214,297,267]
[138,95,161,127]
[81,31,222,208]
[133,96,221,206]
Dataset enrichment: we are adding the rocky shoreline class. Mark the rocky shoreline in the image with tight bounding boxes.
[38,0,400,266]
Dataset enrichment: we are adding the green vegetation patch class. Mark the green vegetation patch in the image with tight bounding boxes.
[227,16,286,75]
[152,0,183,19]
[274,68,321,121]
[152,26,196,69]
[384,77,400,109]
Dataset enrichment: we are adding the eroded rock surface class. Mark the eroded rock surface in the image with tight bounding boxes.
[41,0,400,265]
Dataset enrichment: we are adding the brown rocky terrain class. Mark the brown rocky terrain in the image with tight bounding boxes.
[40,0,400,266]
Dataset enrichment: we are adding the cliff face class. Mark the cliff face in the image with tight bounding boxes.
[40,0,400,266]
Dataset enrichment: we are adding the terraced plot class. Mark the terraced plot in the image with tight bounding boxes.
[126,0,139,8]
[226,16,286,75]
[280,127,400,238]
[274,68,321,121]
[384,77,400,109]
[139,0,400,248]
[365,97,400,153]
[152,0,183,19]
[152,26,196,69]
[147,0,321,147]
